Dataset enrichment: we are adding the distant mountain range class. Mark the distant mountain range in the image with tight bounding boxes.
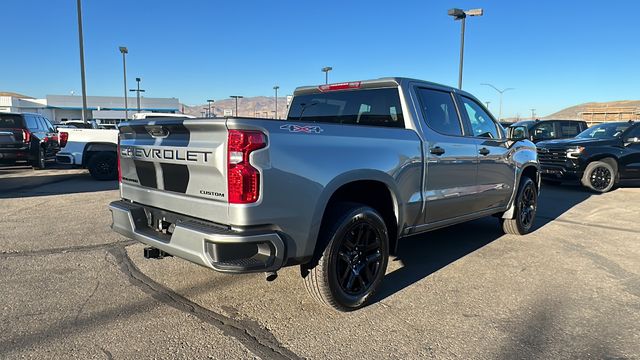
[501,100,640,123]
[182,96,288,119]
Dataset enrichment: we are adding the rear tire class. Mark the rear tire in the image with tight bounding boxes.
[302,203,389,312]
[32,147,46,170]
[501,176,538,235]
[87,152,117,180]
[581,161,616,193]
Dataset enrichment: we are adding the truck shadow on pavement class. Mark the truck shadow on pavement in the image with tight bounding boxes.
[372,182,595,304]
[0,173,118,198]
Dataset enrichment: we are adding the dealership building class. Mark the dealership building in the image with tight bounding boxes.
[0,93,181,124]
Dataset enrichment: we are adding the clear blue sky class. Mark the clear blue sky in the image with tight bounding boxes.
[1,0,638,117]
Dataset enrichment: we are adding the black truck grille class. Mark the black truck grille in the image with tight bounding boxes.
[537,148,567,165]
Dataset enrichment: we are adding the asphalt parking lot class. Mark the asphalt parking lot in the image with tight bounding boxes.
[1,164,638,359]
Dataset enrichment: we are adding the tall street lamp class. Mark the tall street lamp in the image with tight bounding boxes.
[448,8,483,89]
[321,66,333,84]
[230,95,243,117]
[481,83,514,121]
[207,99,215,117]
[76,0,89,123]
[273,85,279,119]
[485,101,490,110]
[129,77,146,113]
[119,46,128,120]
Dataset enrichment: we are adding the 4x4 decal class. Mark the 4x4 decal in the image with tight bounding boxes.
[280,124,323,134]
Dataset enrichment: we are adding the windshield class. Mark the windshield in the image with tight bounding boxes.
[576,123,630,139]
[0,114,24,129]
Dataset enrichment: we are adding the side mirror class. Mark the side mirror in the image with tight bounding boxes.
[507,126,527,141]
[625,137,640,146]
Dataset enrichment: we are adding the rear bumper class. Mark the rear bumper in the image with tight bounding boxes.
[0,147,32,161]
[109,200,286,273]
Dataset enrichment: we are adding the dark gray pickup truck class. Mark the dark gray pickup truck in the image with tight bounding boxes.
[110,77,540,311]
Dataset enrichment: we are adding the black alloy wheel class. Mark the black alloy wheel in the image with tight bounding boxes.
[589,166,612,191]
[335,222,383,296]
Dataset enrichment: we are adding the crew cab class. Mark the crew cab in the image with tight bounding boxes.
[109,78,540,311]
[0,112,59,169]
[508,119,588,143]
[537,120,640,192]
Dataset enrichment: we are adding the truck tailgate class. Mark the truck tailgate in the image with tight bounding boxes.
[118,119,229,223]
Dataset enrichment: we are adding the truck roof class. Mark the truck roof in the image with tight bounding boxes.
[293,77,476,98]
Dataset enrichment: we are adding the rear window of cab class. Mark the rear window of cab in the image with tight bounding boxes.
[287,88,405,128]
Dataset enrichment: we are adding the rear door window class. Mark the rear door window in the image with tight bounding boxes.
[0,114,24,129]
[559,122,582,137]
[415,88,463,136]
[286,88,405,128]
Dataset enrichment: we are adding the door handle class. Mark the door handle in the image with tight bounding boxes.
[430,146,445,156]
[479,147,490,156]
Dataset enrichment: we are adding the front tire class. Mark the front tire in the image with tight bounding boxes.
[302,203,389,312]
[581,161,616,193]
[501,176,538,235]
[87,152,117,180]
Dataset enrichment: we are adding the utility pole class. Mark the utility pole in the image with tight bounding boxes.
[273,86,279,119]
[481,83,514,121]
[129,77,146,113]
[119,47,128,120]
[530,108,536,120]
[321,66,333,84]
[207,99,214,117]
[76,0,89,123]
[485,101,490,110]
[230,95,243,117]
[448,8,483,89]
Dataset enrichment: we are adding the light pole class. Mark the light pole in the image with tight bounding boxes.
[485,101,490,110]
[481,83,514,121]
[273,85,279,119]
[119,46,128,120]
[448,8,483,89]
[530,108,536,120]
[321,66,333,84]
[76,0,89,123]
[207,99,214,117]
[129,77,146,113]
[230,95,243,117]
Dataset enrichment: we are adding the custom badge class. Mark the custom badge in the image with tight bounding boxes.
[280,124,323,134]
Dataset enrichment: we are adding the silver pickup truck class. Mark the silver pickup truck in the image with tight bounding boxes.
[110,77,539,311]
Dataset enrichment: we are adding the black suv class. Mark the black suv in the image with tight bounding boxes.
[537,121,640,192]
[509,119,588,143]
[0,112,60,169]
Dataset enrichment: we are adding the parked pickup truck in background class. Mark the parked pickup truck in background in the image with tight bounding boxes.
[109,77,540,311]
[537,120,640,192]
[56,127,119,180]
[507,119,588,143]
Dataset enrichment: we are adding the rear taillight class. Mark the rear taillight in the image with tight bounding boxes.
[318,81,361,92]
[21,129,31,144]
[227,129,266,204]
[59,132,69,148]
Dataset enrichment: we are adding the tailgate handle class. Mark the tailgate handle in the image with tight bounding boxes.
[146,126,170,138]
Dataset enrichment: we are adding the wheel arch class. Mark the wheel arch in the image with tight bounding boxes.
[502,163,539,219]
[308,171,403,261]
[82,142,117,166]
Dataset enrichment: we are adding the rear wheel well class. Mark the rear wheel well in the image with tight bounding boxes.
[316,181,398,258]
[83,143,117,166]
